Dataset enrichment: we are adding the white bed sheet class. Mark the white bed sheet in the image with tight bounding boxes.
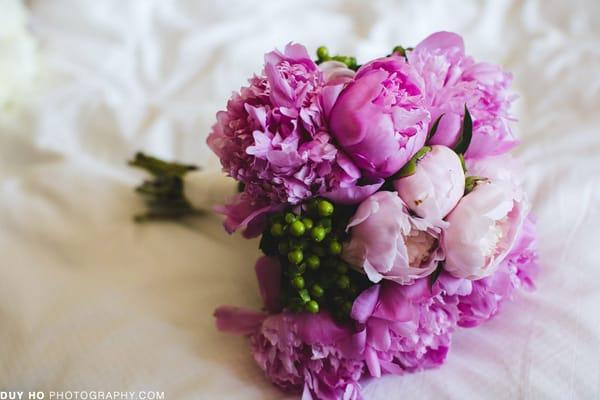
[1,0,600,398]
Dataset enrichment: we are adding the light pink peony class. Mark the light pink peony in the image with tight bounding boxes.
[434,213,539,327]
[329,56,430,178]
[408,31,517,158]
[343,191,443,284]
[393,145,465,221]
[442,178,526,280]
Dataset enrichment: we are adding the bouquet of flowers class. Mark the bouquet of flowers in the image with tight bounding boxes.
[132,31,539,400]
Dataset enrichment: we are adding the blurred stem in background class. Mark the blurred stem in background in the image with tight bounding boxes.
[129,152,202,222]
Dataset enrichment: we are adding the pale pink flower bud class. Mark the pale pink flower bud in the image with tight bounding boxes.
[394,145,465,221]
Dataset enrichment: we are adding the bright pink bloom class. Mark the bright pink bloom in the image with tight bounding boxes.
[329,56,430,178]
[350,279,457,377]
[251,312,364,399]
[408,31,517,158]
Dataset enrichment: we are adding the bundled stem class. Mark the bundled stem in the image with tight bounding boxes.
[129,152,202,222]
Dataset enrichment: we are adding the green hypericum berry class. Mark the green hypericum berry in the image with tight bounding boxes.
[347,56,358,69]
[288,249,304,265]
[306,255,320,270]
[291,275,305,289]
[284,212,297,224]
[302,218,314,230]
[337,275,350,289]
[289,220,306,237]
[278,241,289,254]
[311,284,324,298]
[336,262,348,274]
[270,222,284,237]
[329,240,342,255]
[316,46,329,60]
[311,226,326,242]
[317,199,334,217]
[306,300,319,314]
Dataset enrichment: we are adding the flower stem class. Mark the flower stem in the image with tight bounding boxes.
[129,152,202,222]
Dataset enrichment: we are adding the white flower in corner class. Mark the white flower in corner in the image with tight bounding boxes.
[0,0,38,114]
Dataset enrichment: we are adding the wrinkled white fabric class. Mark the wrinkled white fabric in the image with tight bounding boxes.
[0,0,599,399]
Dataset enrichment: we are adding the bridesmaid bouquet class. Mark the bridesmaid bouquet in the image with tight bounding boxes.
[132,31,539,400]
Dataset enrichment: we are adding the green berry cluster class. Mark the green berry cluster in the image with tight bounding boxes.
[259,199,369,320]
[315,46,359,71]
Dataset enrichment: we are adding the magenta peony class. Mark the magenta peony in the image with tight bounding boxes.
[393,145,465,221]
[251,312,364,399]
[215,307,365,399]
[342,191,443,284]
[329,56,430,178]
[408,31,517,158]
[207,43,362,234]
[350,279,457,377]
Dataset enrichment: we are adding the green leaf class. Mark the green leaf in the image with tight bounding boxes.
[464,176,489,195]
[426,113,444,142]
[459,153,466,173]
[396,146,431,178]
[453,105,473,155]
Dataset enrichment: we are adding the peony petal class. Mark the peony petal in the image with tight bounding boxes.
[413,31,465,55]
[364,346,381,378]
[367,318,392,351]
[323,178,384,205]
[351,285,381,323]
[374,283,417,322]
[255,256,281,312]
[213,306,266,335]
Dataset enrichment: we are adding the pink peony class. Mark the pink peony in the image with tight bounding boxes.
[329,56,430,178]
[454,214,539,327]
[393,145,465,221]
[442,177,527,280]
[251,312,364,399]
[215,305,365,399]
[208,43,364,235]
[350,279,457,378]
[408,31,517,158]
[342,191,443,284]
